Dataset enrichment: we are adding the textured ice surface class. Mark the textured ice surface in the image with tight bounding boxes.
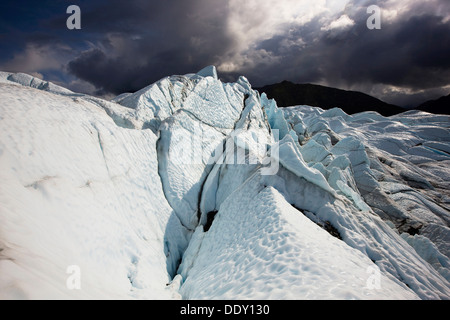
[180,178,418,300]
[282,105,450,297]
[0,82,185,299]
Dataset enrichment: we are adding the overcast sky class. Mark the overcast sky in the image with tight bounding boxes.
[1,0,449,106]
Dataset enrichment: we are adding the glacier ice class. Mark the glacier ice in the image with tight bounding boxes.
[0,68,449,300]
[180,179,418,299]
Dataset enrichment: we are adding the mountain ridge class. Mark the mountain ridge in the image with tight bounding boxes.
[256,80,405,116]
[417,94,450,115]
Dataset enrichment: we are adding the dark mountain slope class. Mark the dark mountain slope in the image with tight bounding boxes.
[417,94,450,115]
[256,81,405,116]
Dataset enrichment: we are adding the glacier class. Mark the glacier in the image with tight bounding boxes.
[0,67,449,300]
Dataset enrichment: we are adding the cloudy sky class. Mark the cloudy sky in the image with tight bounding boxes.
[1,0,449,106]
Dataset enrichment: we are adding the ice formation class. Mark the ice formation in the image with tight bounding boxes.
[0,67,449,299]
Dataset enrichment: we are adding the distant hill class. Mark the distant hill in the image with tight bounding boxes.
[416,94,450,115]
[255,81,405,116]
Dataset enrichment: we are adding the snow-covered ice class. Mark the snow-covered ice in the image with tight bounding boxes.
[1,67,449,300]
[180,175,418,300]
[0,78,184,299]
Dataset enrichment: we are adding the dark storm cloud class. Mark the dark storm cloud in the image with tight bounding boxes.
[329,13,450,89]
[68,47,200,94]
[231,0,450,105]
[245,17,329,86]
[66,0,235,94]
[1,0,449,106]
